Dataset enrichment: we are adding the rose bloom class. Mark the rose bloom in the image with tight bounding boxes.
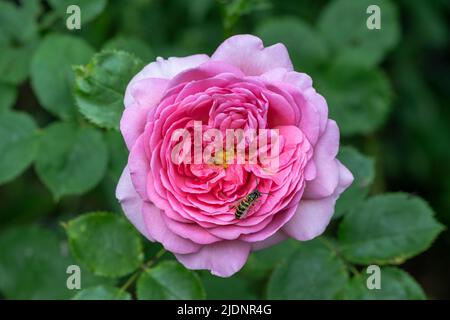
[116,35,353,277]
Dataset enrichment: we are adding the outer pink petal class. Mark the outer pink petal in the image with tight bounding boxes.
[303,120,340,199]
[142,202,201,254]
[304,87,328,137]
[124,78,168,108]
[261,68,328,146]
[282,194,336,241]
[131,54,209,81]
[261,68,312,90]
[251,231,288,251]
[120,103,147,151]
[283,161,353,241]
[124,55,209,109]
[163,214,222,245]
[121,74,179,150]
[128,134,150,201]
[335,160,354,194]
[175,241,251,277]
[116,167,153,241]
[211,34,293,76]
[166,60,245,90]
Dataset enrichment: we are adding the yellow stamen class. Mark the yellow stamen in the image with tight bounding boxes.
[213,149,234,169]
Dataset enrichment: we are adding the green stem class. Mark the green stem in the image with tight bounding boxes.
[115,248,166,299]
[318,237,360,277]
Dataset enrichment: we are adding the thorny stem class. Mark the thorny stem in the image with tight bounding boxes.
[115,248,166,299]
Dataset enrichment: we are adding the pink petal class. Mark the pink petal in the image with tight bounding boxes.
[175,241,251,277]
[251,231,288,251]
[283,160,353,241]
[264,88,301,127]
[123,55,209,117]
[304,88,328,137]
[116,167,153,240]
[283,71,313,90]
[303,120,340,199]
[262,68,313,91]
[124,77,168,108]
[262,68,328,146]
[240,199,298,242]
[335,159,354,194]
[132,54,210,81]
[276,125,304,145]
[212,34,293,76]
[128,134,151,201]
[122,78,168,150]
[282,195,336,241]
[120,102,151,150]
[142,202,201,254]
[162,214,222,245]
[166,60,245,90]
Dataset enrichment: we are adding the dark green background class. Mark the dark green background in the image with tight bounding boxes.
[0,0,449,299]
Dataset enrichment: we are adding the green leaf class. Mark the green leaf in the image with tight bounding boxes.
[256,17,328,73]
[267,239,348,299]
[0,226,111,299]
[31,34,94,120]
[72,285,131,300]
[74,50,144,129]
[0,226,67,299]
[200,272,258,300]
[0,83,17,111]
[186,0,216,23]
[402,0,448,49]
[103,36,154,61]
[0,44,36,85]
[0,111,39,184]
[66,212,144,278]
[137,261,205,300]
[334,146,375,218]
[241,239,299,280]
[338,193,445,265]
[48,0,108,24]
[35,122,108,199]
[341,267,426,300]
[104,130,128,182]
[223,0,271,35]
[0,175,53,226]
[315,66,392,136]
[318,0,400,68]
[0,0,40,44]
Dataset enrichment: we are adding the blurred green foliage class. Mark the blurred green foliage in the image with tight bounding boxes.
[0,0,449,300]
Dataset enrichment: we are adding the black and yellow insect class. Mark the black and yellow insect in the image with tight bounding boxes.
[231,186,271,219]
[234,189,262,219]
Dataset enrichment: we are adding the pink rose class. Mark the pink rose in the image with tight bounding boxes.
[116,35,353,277]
